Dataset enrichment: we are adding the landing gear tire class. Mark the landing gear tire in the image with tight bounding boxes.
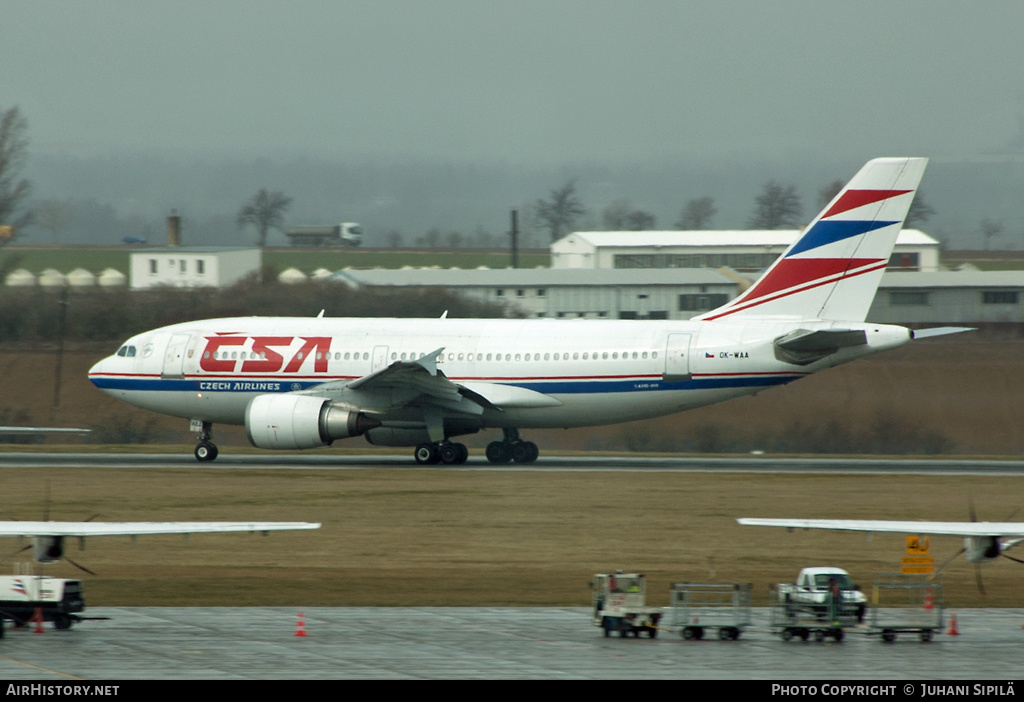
[511,441,539,464]
[193,421,217,462]
[414,443,440,465]
[438,442,468,465]
[486,441,511,464]
[195,441,218,462]
[486,429,540,464]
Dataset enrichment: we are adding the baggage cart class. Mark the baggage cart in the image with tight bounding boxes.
[867,573,943,643]
[667,582,752,640]
[770,584,858,642]
[590,572,662,638]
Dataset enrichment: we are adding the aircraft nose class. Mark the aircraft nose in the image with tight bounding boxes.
[88,356,113,388]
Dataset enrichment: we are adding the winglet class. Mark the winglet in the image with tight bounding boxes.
[415,348,446,376]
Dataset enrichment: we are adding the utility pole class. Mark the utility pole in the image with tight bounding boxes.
[509,209,519,269]
[51,287,69,423]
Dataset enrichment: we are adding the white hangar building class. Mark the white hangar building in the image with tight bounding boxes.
[870,270,1024,324]
[130,247,262,290]
[551,229,941,273]
[332,268,741,321]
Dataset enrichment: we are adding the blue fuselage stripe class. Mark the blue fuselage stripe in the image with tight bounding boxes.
[90,374,801,395]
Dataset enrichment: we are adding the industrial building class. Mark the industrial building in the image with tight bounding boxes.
[870,270,1024,324]
[129,247,261,290]
[332,268,740,320]
[551,229,941,272]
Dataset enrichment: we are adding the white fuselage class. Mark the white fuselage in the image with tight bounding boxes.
[88,316,911,436]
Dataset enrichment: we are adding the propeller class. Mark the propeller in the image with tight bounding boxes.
[0,543,33,565]
[63,557,96,576]
[0,482,100,574]
[936,496,1024,595]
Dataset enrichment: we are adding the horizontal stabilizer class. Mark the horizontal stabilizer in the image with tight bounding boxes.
[774,328,866,365]
[911,327,976,340]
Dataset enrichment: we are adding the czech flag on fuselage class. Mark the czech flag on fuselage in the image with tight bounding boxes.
[697,158,928,323]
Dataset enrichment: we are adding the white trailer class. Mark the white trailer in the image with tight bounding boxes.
[0,576,85,630]
[867,573,944,643]
[771,583,859,642]
[590,572,663,638]
[668,582,752,641]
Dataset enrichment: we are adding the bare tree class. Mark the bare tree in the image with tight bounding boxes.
[674,196,717,229]
[445,230,464,249]
[602,199,656,230]
[0,106,34,240]
[601,199,630,230]
[623,210,656,230]
[236,189,292,247]
[748,181,802,229]
[816,180,845,210]
[35,198,71,243]
[904,191,935,229]
[535,179,585,242]
[980,218,1004,250]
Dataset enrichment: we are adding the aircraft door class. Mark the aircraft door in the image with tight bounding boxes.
[663,333,692,382]
[372,345,390,372]
[162,333,191,379]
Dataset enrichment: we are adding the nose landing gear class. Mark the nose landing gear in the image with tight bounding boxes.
[192,420,219,462]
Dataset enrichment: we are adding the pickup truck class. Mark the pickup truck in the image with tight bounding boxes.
[777,567,866,623]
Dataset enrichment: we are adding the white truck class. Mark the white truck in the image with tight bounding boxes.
[0,576,85,631]
[284,223,362,247]
[778,567,866,624]
[590,572,663,638]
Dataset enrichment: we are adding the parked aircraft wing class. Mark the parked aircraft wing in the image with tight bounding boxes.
[737,517,1024,538]
[0,521,320,537]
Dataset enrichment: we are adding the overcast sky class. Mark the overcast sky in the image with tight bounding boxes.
[5,1,1024,167]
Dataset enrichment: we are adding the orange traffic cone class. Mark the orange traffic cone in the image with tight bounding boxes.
[923,590,934,610]
[947,612,959,636]
[294,612,308,637]
[32,608,45,634]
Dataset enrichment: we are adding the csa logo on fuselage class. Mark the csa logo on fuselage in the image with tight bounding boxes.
[200,336,332,374]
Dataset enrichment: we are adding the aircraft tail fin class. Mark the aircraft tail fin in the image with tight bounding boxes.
[696,157,928,323]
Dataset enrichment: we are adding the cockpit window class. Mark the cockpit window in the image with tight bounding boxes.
[116,345,137,358]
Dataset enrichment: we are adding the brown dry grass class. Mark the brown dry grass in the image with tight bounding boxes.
[4,333,1024,453]
[2,334,1023,608]
[1,466,1021,610]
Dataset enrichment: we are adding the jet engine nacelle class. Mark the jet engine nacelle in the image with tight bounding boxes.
[364,427,433,447]
[964,536,1001,564]
[245,394,380,450]
[34,536,65,564]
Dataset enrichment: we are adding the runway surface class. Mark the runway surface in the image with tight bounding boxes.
[3,452,1024,475]
[1,607,1022,680]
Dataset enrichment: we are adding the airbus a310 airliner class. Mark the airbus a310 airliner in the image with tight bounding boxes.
[89,157,963,464]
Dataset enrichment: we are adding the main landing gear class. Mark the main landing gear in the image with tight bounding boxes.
[193,420,218,462]
[485,428,539,464]
[414,441,469,465]
[412,429,540,465]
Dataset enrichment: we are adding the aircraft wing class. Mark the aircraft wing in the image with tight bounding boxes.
[737,518,1024,538]
[0,521,321,537]
[303,348,560,414]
